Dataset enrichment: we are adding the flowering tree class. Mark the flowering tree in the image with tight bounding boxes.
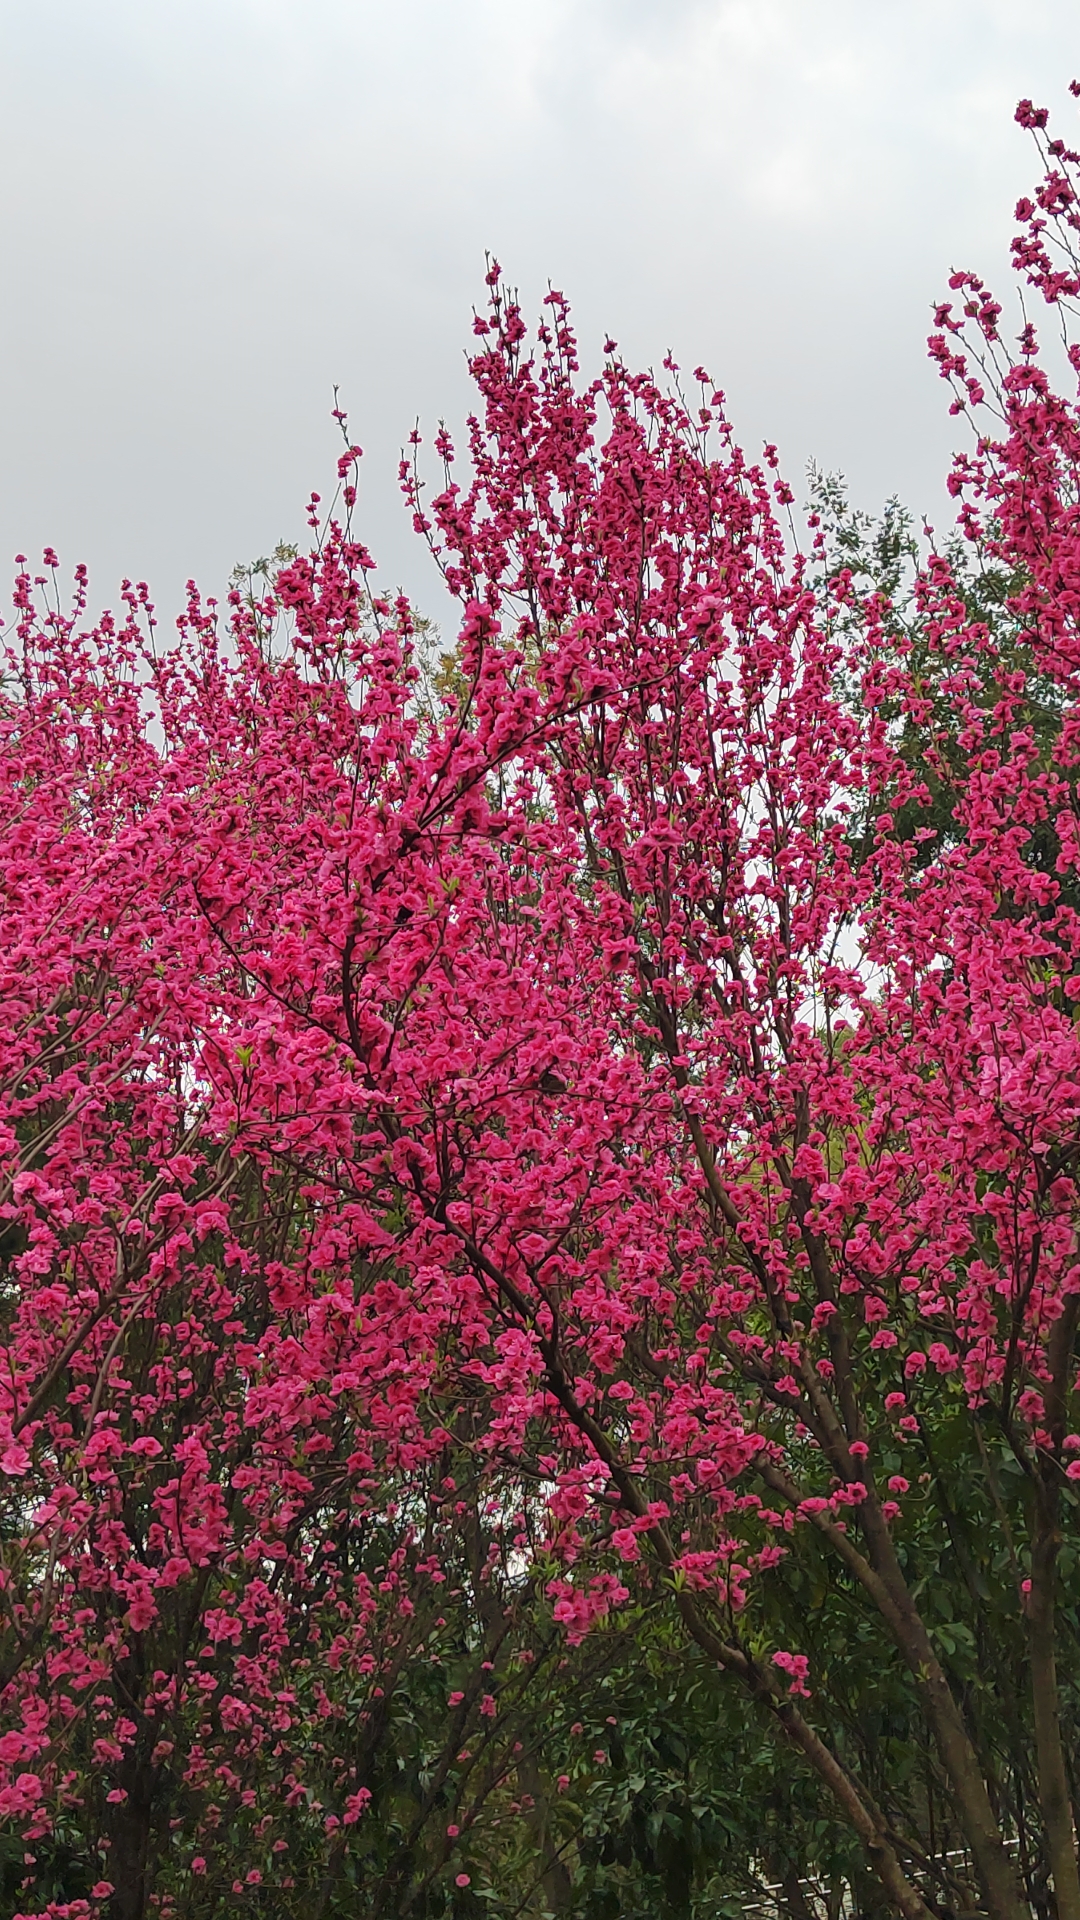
[6,88,1080,1920]
[0,541,618,1916]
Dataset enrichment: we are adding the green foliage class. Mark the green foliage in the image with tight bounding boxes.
[809,469,1066,879]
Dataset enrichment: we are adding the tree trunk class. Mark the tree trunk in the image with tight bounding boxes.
[517,1749,575,1912]
[539,1346,938,1920]
[105,1771,153,1920]
[1028,1478,1080,1917]
[839,1491,1032,1920]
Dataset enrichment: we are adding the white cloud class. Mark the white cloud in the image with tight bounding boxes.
[1,0,1078,625]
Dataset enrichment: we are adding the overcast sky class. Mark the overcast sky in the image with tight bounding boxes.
[2,0,1080,629]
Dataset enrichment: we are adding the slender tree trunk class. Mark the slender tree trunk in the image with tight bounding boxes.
[1028,1483,1080,1920]
[517,1750,574,1912]
[865,1511,1030,1920]
[1026,1293,1080,1920]
[774,1449,1030,1920]
[767,1852,822,1920]
[457,1487,574,1907]
[538,1355,937,1920]
[755,1452,1029,1920]
[707,1624,935,1920]
[105,1774,153,1920]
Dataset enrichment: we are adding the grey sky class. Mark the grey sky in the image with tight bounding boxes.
[2,0,1079,629]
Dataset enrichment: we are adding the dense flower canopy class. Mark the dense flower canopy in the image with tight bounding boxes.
[5,87,1080,1920]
